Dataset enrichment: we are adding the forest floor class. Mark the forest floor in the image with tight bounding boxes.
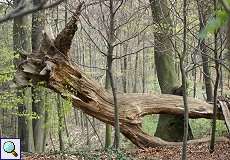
[23,141,230,160]
[129,141,230,160]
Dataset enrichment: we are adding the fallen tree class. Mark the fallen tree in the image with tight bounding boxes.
[12,3,228,148]
[219,97,230,133]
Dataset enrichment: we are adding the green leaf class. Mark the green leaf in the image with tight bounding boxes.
[199,10,229,39]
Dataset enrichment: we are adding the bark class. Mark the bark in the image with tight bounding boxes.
[181,62,188,160]
[74,108,79,126]
[122,44,128,93]
[23,89,35,152]
[133,35,140,93]
[31,87,45,152]
[225,19,230,94]
[43,91,49,151]
[85,115,90,146]
[13,0,35,152]
[133,53,138,93]
[14,3,228,148]
[31,0,46,152]
[142,41,145,93]
[149,0,193,141]
[105,54,112,148]
[57,94,64,151]
[193,52,197,98]
[197,0,213,102]
[226,18,230,68]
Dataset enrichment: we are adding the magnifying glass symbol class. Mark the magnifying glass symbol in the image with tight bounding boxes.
[3,141,18,157]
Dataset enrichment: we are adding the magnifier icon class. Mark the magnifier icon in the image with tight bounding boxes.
[3,141,18,157]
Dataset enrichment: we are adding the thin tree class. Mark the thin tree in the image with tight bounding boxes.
[210,0,220,152]
[57,94,64,151]
[197,0,213,102]
[105,0,120,148]
[181,0,189,159]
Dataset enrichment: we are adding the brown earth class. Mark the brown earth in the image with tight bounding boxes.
[23,142,230,160]
[130,142,230,160]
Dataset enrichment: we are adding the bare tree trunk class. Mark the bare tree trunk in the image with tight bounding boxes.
[197,0,213,102]
[63,112,71,146]
[210,1,219,151]
[57,94,64,151]
[193,53,197,98]
[180,62,189,160]
[31,0,46,151]
[105,0,120,148]
[149,0,193,141]
[31,87,45,152]
[85,114,90,146]
[142,40,145,93]
[74,108,79,126]
[181,0,188,159]
[133,53,139,93]
[42,91,49,151]
[226,18,230,68]
[108,69,120,148]
[13,0,35,152]
[105,70,112,148]
[122,43,128,93]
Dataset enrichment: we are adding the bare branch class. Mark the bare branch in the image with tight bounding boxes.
[0,0,65,23]
[54,2,84,57]
[80,21,107,56]
[112,45,153,60]
[113,23,152,47]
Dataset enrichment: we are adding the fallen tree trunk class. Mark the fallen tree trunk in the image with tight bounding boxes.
[219,98,230,133]
[13,3,227,148]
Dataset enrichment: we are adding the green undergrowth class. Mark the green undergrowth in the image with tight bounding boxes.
[142,115,228,138]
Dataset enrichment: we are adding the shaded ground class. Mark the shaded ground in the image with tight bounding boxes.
[130,142,230,160]
[23,142,230,160]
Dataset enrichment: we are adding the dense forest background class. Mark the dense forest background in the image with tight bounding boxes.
[0,0,229,159]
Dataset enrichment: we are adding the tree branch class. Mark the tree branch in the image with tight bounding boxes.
[0,0,65,23]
